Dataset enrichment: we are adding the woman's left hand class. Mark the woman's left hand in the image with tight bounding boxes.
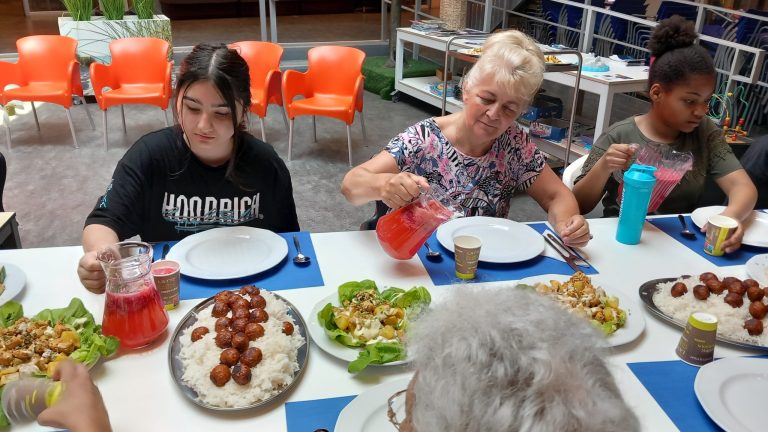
[555,215,591,248]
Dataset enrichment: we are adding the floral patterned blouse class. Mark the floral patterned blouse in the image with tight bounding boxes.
[385,118,545,217]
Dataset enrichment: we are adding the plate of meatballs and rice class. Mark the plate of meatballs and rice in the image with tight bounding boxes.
[639,272,768,350]
[168,285,309,410]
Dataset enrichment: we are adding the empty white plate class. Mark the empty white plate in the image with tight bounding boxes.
[745,254,768,287]
[0,263,26,305]
[436,216,545,263]
[691,206,768,248]
[166,226,288,280]
[335,377,411,432]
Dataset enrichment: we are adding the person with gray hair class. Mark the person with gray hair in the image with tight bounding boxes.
[388,287,640,431]
[342,30,590,248]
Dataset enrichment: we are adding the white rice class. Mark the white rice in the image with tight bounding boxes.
[653,276,768,346]
[178,291,305,408]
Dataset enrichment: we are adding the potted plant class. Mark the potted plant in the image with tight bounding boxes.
[58,0,173,64]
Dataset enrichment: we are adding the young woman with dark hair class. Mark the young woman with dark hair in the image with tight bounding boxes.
[78,44,299,293]
[573,15,756,252]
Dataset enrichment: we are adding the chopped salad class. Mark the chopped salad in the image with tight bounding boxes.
[317,280,431,373]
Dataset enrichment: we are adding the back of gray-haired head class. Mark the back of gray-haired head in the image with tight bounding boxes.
[409,287,639,432]
[462,30,546,104]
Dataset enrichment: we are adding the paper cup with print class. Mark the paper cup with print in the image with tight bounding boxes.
[703,215,738,256]
[151,260,180,310]
[675,312,718,366]
[454,235,482,280]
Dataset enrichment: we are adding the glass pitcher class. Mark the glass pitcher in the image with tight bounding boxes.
[98,241,169,349]
[376,189,462,260]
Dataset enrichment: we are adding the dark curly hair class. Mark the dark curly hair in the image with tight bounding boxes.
[648,15,715,90]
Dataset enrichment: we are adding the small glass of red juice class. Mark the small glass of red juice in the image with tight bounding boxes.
[376,189,461,260]
[98,242,169,350]
[151,259,180,310]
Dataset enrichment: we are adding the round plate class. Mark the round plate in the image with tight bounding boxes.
[0,263,26,305]
[167,290,309,411]
[691,206,768,248]
[308,293,410,366]
[695,357,768,432]
[746,254,768,287]
[335,377,411,432]
[166,227,289,280]
[516,274,646,347]
[436,217,545,263]
[638,278,768,351]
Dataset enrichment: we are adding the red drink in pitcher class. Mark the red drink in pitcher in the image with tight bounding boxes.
[102,280,169,349]
[376,191,459,260]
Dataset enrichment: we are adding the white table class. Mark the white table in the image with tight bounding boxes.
[1,218,762,431]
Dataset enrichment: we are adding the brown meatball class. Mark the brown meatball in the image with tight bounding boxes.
[210,364,231,387]
[211,301,230,318]
[250,308,269,323]
[232,296,250,310]
[191,327,209,342]
[724,292,744,308]
[249,295,267,310]
[240,347,262,367]
[230,318,249,333]
[692,285,710,301]
[214,290,233,303]
[231,364,252,385]
[220,348,240,366]
[722,276,741,286]
[764,287,768,298]
[244,323,265,341]
[744,279,760,289]
[749,301,767,320]
[671,282,688,298]
[744,318,764,336]
[232,307,250,321]
[747,286,765,302]
[699,272,718,282]
[214,330,233,349]
[706,279,725,295]
[282,321,295,336]
[232,332,250,352]
[727,281,746,296]
[215,317,232,333]
[243,285,260,296]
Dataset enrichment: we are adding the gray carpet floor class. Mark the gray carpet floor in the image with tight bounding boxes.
[5,92,591,248]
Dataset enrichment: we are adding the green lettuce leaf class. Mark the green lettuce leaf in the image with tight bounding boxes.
[0,386,8,426]
[392,286,431,311]
[338,280,378,304]
[379,287,405,302]
[317,303,364,347]
[347,342,406,373]
[0,301,23,328]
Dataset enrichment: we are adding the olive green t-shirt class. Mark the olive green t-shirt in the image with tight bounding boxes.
[575,116,742,217]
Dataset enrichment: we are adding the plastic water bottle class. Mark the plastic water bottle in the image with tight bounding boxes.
[1,377,64,424]
[616,164,657,245]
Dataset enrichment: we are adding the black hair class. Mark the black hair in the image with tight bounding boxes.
[647,15,715,90]
[173,43,252,186]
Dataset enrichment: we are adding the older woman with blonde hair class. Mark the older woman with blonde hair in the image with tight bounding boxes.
[342,30,590,246]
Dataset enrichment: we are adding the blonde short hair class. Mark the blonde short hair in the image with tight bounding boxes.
[462,30,545,103]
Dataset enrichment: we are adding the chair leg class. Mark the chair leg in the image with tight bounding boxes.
[346,124,352,167]
[280,108,288,130]
[80,96,95,129]
[259,117,266,142]
[102,110,108,151]
[288,119,294,162]
[3,108,11,151]
[360,112,367,140]
[312,116,317,143]
[31,103,40,131]
[120,105,127,133]
[65,109,79,149]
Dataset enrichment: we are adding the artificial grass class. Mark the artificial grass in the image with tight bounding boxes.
[363,56,439,100]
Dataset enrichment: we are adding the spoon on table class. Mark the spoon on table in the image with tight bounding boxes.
[424,242,442,261]
[678,215,697,240]
[293,235,311,265]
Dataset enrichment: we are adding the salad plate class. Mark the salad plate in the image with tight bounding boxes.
[0,263,26,306]
[516,274,645,347]
[695,357,768,432]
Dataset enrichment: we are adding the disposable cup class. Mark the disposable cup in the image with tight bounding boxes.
[454,235,481,280]
[675,312,718,366]
[151,259,180,310]
[703,215,738,256]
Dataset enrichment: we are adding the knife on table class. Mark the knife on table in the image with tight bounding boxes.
[543,235,580,273]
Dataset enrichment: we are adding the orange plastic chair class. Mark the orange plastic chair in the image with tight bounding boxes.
[282,46,366,166]
[90,37,172,150]
[0,35,94,150]
[230,41,287,142]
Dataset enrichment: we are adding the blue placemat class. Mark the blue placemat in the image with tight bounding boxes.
[418,222,598,286]
[649,216,765,266]
[285,395,355,432]
[153,231,324,300]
